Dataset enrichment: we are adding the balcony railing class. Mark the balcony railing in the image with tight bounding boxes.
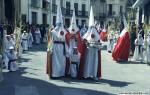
[52,4,88,18]
[31,3,40,8]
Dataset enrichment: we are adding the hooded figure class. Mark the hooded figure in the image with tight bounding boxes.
[66,9,83,78]
[100,24,108,42]
[80,24,87,39]
[34,28,41,44]
[47,2,69,78]
[82,6,102,80]
[133,33,144,62]
[21,31,28,51]
[112,15,130,62]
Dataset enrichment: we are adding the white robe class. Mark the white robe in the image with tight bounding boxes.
[107,33,114,52]
[133,38,144,62]
[22,33,28,51]
[70,52,80,78]
[4,39,15,68]
[51,32,68,77]
[28,32,33,48]
[8,51,18,71]
[146,37,150,63]
[35,30,41,44]
[0,55,3,81]
[84,44,100,78]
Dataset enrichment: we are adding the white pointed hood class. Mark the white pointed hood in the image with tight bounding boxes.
[56,2,63,25]
[83,6,100,42]
[88,6,95,27]
[52,2,67,41]
[68,9,79,34]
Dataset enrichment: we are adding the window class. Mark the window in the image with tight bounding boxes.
[66,2,71,15]
[65,18,70,28]
[120,6,123,15]
[82,20,86,26]
[108,4,112,16]
[100,0,106,3]
[31,0,39,8]
[42,13,47,24]
[21,14,26,24]
[82,4,86,16]
[76,19,78,26]
[32,12,37,24]
[74,3,78,15]
[53,16,56,26]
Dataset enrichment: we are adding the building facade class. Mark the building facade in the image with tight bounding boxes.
[50,0,90,28]
[91,0,127,26]
[21,0,51,25]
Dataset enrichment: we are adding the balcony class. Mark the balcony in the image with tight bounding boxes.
[51,4,88,18]
[31,3,40,8]
[42,0,50,11]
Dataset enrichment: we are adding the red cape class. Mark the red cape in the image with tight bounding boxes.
[100,31,107,41]
[112,30,130,62]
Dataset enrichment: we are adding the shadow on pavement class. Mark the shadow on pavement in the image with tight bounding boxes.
[118,61,145,64]
[0,67,116,95]
[53,77,133,88]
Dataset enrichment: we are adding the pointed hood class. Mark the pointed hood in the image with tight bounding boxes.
[89,6,95,27]
[83,6,100,42]
[69,9,79,34]
[56,2,63,26]
[102,23,107,32]
[52,2,67,41]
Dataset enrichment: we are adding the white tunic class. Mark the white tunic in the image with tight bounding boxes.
[107,32,114,52]
[4,39,15,68]
[8,51,18,71]
[70,52,80,78]
[133,37,144,62]
[0,55,3,81]
[51,30,68,77]
[35,30,41,44]
[84,44,100,78]
[146,37,150,63]
[22,33,28,51]
[28,32,33,48]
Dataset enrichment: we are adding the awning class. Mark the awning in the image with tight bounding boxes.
[132,0,150,8]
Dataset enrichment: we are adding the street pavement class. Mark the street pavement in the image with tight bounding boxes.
[0,43,150,95]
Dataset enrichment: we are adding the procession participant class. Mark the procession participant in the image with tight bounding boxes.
[21,31,28,51]
[133,33,144,62]
[83,6,102,80]
[47,3,69,78]
[67,10,83,77]
[28,30,33,48]
[80,24,87,39]
[146,32,150,64]
[35,28,41,44]
[107,30,114,53]
[4,35,15,68]
[130,24,137,56]
[100,24,107,42]
[70,47,81,78]
[112,16,130,62]
[7,46,18,72]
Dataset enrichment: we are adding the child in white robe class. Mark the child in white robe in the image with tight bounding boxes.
[133,33,144,62]
[8,47,18,71]
[70,47,80,78]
